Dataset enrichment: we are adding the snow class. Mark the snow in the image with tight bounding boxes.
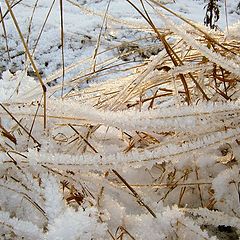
[0,0,239,77]
[1,0,240,239]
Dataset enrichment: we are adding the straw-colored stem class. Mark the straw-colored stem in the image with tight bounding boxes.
[4,0,47,129]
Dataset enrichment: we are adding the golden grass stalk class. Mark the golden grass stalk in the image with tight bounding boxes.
[59,0,65,97]
[0,5,11,61]
[4,0,47,129]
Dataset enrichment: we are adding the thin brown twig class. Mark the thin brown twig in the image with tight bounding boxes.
[0,123,16,144]
[68,124,98,153]
[32,0,56,56]
[0,0,23,24]
[195,166,204,208]
[112,169,157,218]
[28,100,41,147]
[92,0,111,73]
[178,170,189,207]
[26,0,39,51]
[0,184,47,220]
[0,103,41,147]
[116,226,136,240]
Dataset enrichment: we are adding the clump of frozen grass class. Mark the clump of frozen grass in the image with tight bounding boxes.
[0,1,240,239]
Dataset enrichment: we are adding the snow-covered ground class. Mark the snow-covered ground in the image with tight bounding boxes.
[0,0,239,78]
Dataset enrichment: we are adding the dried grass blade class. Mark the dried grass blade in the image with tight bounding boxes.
[0,103,41,147]
[0,123,16,144]
[32,0,56,56]
[92,0,111,73]
[59,0,65,97]
[68,124,98,153]
[126,0,191,104]
[4,0,47,129]
[112,169,157,218]
[0,5,11,61]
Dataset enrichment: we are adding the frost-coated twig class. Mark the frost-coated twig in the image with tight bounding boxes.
[112,169,157,218]
[24,127,240,169]
[153,7,240,77]
[183,208,240,229]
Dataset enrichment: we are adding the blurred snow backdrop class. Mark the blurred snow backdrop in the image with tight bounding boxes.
[0,0,239,77]
[0,0,240,239]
